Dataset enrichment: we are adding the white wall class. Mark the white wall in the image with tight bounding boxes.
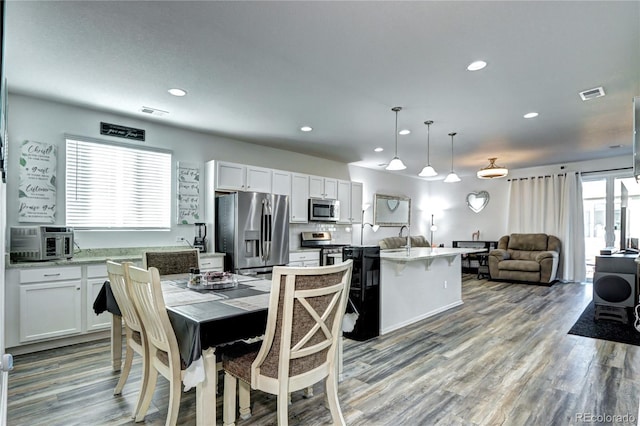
[348,165,509,247]
[6,94,350,249]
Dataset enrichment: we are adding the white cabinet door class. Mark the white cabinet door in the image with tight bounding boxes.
[337,180,352,224]
[272,170,291,196]
[216,161,246,191]
[20,281,82,342]
[290,173,309,223]
[86,278,110,331]
[308,175,324,198]
[323,178,338,200]
[351,182,363,223]
[309,176,337,200]
[85,264,109,331]
[246,166,272,193]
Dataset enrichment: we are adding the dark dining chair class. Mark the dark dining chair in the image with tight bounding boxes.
[142,249,200,276]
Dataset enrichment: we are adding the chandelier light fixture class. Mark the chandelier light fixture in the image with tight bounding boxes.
[443,132,461,183]
[477,157,509,179]
[418,120,437,177]
[385,106,407,171]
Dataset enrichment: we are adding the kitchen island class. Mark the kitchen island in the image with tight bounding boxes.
[380,247,482,334]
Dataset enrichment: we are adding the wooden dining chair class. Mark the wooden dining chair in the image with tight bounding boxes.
[106,260,149,419]
[222,260,353,426]
[125,263,187,426]
[142,249,200,276]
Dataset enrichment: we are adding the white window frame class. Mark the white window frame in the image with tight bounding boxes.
[65,136,172,230]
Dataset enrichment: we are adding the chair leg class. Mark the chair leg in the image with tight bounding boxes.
[135,367,158,422]
[303,385,314,398]
[223,372,237,426]
[238,379,251,420]
[132,350,150,419]
[166,372,182,426]
[325,372,345,426]
[113,344,134,395]
[277,393,289,426]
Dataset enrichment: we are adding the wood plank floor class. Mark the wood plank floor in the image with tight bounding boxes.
[7,276,640,425]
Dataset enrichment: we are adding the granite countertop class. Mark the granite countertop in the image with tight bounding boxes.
[290,248,321,253]
[7,246,225,269]
[380,247,484,262]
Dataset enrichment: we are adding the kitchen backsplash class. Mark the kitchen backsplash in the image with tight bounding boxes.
[289,223,353,249]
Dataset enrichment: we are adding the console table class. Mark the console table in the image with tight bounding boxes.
[452,240,498,275]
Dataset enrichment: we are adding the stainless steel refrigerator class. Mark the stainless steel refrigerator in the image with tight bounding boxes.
[215,191,289,276]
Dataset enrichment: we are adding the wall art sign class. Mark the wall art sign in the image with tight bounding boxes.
[18,140,57,223]
[177,161,201,224]
[100,122,145,141]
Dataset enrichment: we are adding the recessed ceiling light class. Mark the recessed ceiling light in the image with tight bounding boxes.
[399,129,411,135]
[467,60,487,71]
[523,112,539,119]
[300,126,313,132]
[168,88,187,97]
[374,147,384,152]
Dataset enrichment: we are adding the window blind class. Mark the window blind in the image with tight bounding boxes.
[65,138,171,229]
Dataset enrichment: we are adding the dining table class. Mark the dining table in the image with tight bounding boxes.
[93,272,273,426]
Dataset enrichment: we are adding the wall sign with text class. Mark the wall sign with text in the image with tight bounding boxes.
[177,161,201,224]
[18,140,57,223]
[100,122,145,141]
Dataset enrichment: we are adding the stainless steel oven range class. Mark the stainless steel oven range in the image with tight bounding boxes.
[300,231,348,266]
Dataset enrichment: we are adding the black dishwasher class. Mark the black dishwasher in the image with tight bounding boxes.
[342,245,380,341]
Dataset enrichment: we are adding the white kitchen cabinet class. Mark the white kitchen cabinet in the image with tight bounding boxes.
[215,161,272,193]
[19,266,83,343]
[290,173,309,223]
[337,180,352,224]
[309,176,337,200]
[288,251,320,267]
[246,165,272,193]
[350,181,363,223]
[337,180,363,224]
[199,256,224,273]
[86,264,110,331]
[272,170,291,196]
[215,161,246,191]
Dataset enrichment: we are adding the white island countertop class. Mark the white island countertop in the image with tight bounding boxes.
[380,247,484,262]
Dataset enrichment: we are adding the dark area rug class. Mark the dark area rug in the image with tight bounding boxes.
[568,301,640,346]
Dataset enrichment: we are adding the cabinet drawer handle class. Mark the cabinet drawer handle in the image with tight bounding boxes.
[43,273,61,277]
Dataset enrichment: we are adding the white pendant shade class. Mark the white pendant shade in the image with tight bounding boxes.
[418,120,437,178]
[418,165,437,177]
[386,156,407,171]
[385,106,405,171]
[444,131,461,183]
[477,158,508,179]
[444,172,461,183]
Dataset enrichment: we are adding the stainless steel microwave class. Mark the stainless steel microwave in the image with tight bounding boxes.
[10,226,74,262]
[308,198,340,222]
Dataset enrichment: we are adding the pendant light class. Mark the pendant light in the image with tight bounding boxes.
[385,107,406,171]
[477,157,508,179]
[443,132,461,183]
[418,120,437,177]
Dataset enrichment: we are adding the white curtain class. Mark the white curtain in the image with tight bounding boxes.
[507,173,586,282]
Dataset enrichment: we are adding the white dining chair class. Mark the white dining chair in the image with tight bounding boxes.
[222,260,353,426]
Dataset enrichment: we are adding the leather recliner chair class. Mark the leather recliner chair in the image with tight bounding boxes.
[488,233,561,284]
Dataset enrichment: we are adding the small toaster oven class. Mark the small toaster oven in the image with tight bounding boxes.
[10,226,74,262]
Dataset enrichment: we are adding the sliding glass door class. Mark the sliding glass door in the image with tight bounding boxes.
[582,174,639,281]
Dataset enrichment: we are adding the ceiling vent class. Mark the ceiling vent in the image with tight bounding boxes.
[579,87,605,101]
[140,106,169,116]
